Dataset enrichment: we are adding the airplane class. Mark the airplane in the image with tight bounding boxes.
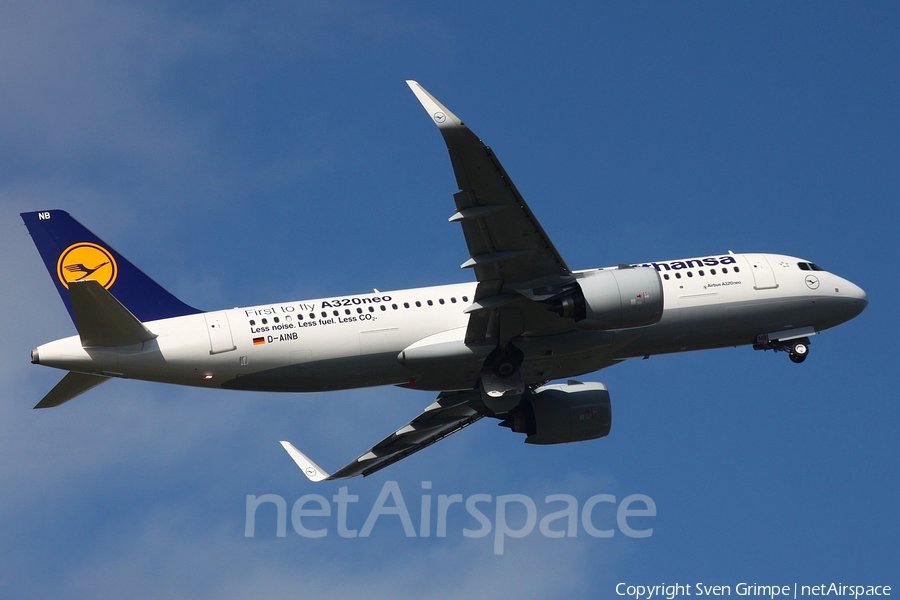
[21,81,868,482]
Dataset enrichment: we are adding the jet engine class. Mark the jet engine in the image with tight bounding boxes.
[499,381,611,444]
[547,267,663,330]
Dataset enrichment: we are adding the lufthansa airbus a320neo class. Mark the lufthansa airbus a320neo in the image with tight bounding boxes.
[21,81,867,481]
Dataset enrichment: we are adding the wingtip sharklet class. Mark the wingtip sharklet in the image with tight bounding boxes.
[406,80,464,129]
[279,441,332,482]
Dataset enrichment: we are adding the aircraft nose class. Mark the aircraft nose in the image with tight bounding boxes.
[840,279,868,320]
[848,280,867,305]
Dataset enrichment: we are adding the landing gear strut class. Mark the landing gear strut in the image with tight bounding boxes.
[479,344,526,414]
[753,335,810,364]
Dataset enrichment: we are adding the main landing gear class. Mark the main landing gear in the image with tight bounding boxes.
[479,344,526,413]
[753,335,810,364]
[489,344,524,379]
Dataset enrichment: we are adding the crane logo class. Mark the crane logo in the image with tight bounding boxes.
[56,242,118,290]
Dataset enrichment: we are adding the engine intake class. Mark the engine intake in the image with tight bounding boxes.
[500,381,611,444]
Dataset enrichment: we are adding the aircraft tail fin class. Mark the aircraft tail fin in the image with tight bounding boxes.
[34,371,110,409]
[21,210,201,324]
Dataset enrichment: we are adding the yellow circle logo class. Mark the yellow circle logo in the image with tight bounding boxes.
[57,242,118,290]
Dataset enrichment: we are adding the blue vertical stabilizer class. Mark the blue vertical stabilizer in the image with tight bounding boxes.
[21,210,202,323]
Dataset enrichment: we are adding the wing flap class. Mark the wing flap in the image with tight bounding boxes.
[281,390,483,481]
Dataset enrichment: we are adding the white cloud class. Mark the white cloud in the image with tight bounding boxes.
[16,507,609,600]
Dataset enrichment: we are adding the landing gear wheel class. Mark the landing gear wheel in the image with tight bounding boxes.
[494,357,518,378]
[789,341,808,364]
[480,344,526,413]
[487,344,525,379]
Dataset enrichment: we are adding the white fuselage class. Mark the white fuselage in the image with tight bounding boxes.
[33,253,867,393]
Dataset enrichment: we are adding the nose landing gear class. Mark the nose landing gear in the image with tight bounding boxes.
[753,334,811,364]
[788,340,808,363]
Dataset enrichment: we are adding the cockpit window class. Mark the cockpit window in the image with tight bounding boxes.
[798,262,824,272]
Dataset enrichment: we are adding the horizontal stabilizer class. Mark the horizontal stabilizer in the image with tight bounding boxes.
[70,280,157,347]
[34,371,110,409]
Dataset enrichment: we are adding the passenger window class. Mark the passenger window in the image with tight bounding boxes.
[427,300,433,306]
[711,269,716,275]
[274,317,280,323]
[687,271,693,278]
[663,274,670,280]
[403,302,409,309]
[439,298,445,305]
[415,301,422,307]
[722,268,728,274]
[357,308,363,314]
[262,318,268,324]
[734,267,740,273]
[451,297,457,303]
[675,273,682,279]
[249,320,256,326]
[462,296,469,302]
[699,270,704,276]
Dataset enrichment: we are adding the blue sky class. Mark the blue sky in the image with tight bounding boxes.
[1,2,897,598]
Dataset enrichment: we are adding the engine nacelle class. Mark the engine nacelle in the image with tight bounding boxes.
[547,267,663,330]
[500,381,611,445]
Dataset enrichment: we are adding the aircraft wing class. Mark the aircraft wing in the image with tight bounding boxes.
[281,390,482,481]
[281,84,587,481]
[407,81,579,343]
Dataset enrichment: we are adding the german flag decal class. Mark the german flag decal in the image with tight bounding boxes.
[253,337,265,345]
